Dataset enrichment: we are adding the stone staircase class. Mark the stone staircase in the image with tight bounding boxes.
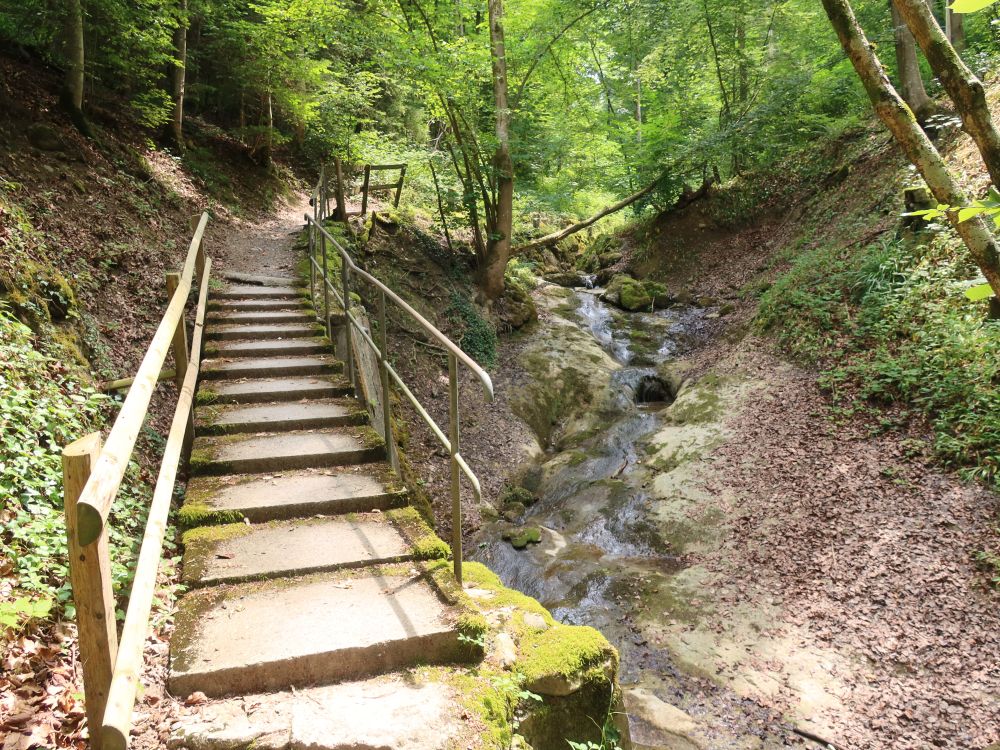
[169,275,473,706]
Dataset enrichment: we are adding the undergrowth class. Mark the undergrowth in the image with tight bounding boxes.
[446,292,498,369]
[757,230,1000,488]
[0,307,158,631]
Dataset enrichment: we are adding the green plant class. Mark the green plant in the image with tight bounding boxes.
[445,292,498,369]
[566,685,623,750]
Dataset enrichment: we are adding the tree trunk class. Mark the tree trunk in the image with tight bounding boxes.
[63,0,85,113]
[483,0,514,301]
[895,0,1000,187]
[890,0,934,121]
[170,0,187,150]
[821,0,1000,297]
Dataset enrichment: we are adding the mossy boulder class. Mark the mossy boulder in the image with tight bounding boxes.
[601,274,651,311]
[576,234,622,274]
[500,278,538,330]
[502,526,542,549]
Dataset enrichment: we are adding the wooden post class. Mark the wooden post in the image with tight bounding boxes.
[334,158,347,223]
[393,165,406,208]
[63,433,117,750]
[190,214,206,283]
[360,165,371,217]
[166,272,194,454]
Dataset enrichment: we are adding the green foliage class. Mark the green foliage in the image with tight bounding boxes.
[757,234,1000,487]
[0,307,157,630]
[446,292,498,369]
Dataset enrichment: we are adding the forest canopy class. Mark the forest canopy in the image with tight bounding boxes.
[4,0,1000,291]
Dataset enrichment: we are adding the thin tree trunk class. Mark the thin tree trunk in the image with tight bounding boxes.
[821,0,1000,297]
[891,0,934,121]
[895,0,1000,187]
[483,0,514,301]
[515,179,659,253]
[429,157,454,253]
[945,4,965,52]
[63,0,85,113]
[170,0,187,150]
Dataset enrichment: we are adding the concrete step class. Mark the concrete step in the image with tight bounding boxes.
[201,355,342,380]
[205,323,319,341]
[206,310,315,326]
[203,337,329,359]
[208,298,311,313]
[197,398,365,435]
[222,272,300,287]
[169,570,467,697]
[214,284,304,300]
[169,673,465,750]
[199,375,352,404]
[190,428,384,475]
[182,513,422,586]
[183,466,407,524]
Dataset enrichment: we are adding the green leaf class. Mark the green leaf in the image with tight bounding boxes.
[950,0,998,12]
[964,283,996,301]
[957,205,992,222]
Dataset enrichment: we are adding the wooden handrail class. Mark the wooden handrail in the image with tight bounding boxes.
[101,257,212,750]
[75,213,209,546]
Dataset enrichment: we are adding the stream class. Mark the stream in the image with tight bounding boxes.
[473,287,794,749]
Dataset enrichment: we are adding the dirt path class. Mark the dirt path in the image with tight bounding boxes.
[686,338,1000,749]
[206,194,309,276]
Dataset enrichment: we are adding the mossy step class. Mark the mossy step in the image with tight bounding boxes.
[197,398,366,435]
[200,355,342,380]
[168,570,468,697]
[189,428,384,475]
[205,323,320,341]
[206,310,315,325]
[181,508,447,587]
[213,284,305,300]
[197,375,352,405]
[202,337,329,359]
[207,298,312,313]
[182,466,407,525]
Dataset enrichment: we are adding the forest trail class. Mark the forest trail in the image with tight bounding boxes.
[164,213,475,748]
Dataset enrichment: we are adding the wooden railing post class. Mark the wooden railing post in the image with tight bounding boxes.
[377,290,398,473]
[394,165,406,208]
[166,272,194,455]
[360,165,371,218]
[63,433,117,750]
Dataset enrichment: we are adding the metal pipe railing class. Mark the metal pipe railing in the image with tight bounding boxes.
[305,170,492,584]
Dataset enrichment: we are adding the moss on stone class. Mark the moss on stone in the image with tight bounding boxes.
[502,526,542,549]
[386,507,451,560]
[517,625,617,688]
[195,389,219,406]
[177,500,246,529]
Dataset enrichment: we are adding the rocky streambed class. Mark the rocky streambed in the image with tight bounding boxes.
[473,284,809,749]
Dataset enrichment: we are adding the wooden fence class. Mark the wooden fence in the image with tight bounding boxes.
[62,213,212,750]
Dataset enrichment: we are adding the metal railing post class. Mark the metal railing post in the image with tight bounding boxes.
[377,290,398,472]
[448,352,462,585]
[62,433,117,750]
[320,231,332,342]
[343,263,356,390]
[308,221,317,321]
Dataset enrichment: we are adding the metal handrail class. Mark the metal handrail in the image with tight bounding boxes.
[305,166,493,584]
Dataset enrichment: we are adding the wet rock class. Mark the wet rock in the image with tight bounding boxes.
[28,123,63,151]
[544,271,588,288]
[598,250,623,267]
